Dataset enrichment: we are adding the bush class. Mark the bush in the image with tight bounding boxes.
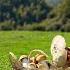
[64,21,70,32]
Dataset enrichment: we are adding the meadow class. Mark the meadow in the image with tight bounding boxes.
[0,31,70,70]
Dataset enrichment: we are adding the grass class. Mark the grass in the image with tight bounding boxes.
[0,31,70,70]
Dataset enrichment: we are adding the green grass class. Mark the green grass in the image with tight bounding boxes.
[0,31,70,70]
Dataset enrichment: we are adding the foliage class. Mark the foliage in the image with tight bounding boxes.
[0,0,70,31]
[0,0,51,25]
[46,0,70,32]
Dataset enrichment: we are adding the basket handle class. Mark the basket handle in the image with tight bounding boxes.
[28,49,48,59]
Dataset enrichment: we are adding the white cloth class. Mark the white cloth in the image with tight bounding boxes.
[51,35,67,67]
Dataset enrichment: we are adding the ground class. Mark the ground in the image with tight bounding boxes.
[0,31,70,70]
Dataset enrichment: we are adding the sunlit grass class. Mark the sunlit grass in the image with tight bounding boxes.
[0,31,70,70]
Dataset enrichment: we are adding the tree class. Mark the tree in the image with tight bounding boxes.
[53,0,70,18]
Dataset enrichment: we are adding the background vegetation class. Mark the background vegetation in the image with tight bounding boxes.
[0,0,70,31]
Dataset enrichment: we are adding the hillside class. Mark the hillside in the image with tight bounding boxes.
[0,0,51,24]
[0,0,70,31]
